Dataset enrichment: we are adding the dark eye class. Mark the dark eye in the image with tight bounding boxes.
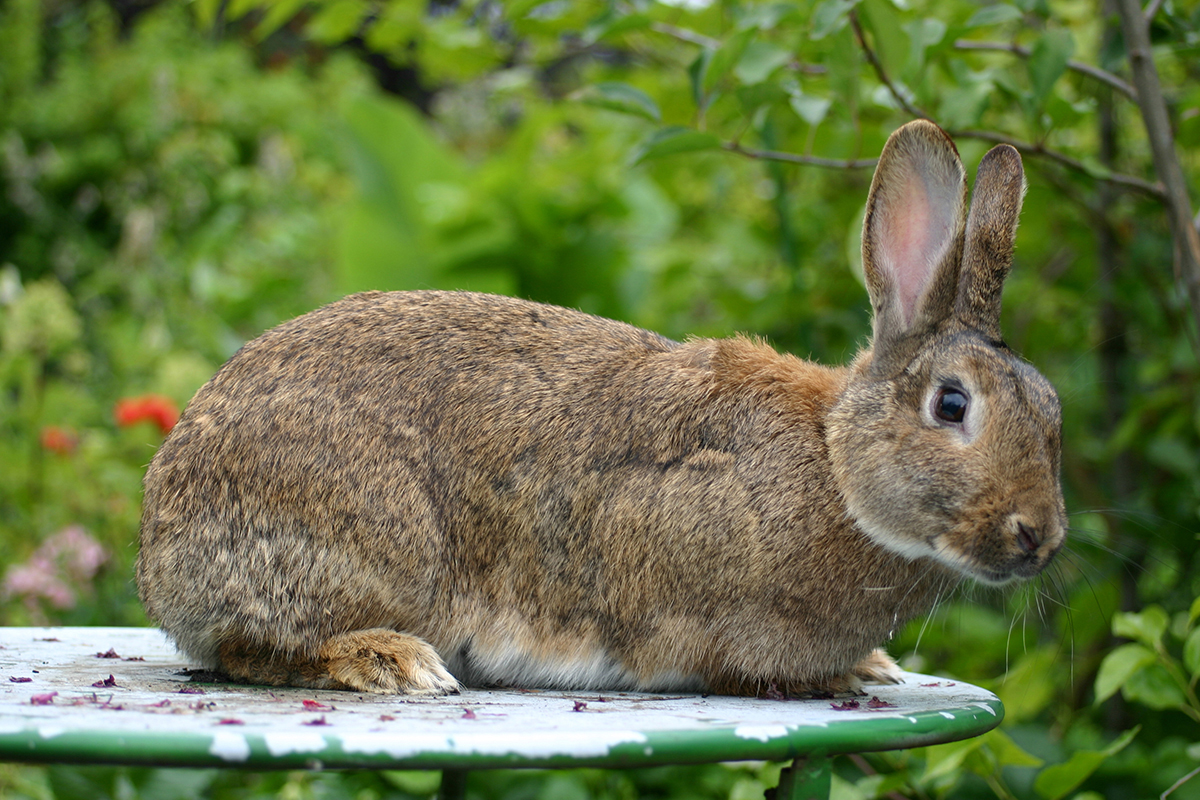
[935,387,969,424]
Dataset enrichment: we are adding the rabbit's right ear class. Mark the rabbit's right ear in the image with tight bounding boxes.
[861,120,968,378]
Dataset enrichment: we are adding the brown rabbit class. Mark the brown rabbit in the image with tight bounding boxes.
[136,120,1066,697]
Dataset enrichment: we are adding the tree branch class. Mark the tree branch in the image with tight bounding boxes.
[951,129,1164,197]
[848,11,927,120]
[850,9,1164,199]
[723,142,877,170]
[1114,0,1200,335]
[952,39,1137,101]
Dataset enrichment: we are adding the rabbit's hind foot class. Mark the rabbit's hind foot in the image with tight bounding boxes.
[851,648,904,685]
[217,628,461,695]
[321,628,461,695]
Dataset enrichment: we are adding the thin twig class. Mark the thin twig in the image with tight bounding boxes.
[723,142,877,170]
[849,11,927,120]
[1163,766,1200,800]
[1144,0,1167,23]
[951,129,1165,197]
[953,39,1137,101]
[649,21,719,50]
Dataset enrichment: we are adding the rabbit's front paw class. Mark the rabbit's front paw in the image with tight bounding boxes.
[320,629,461,695]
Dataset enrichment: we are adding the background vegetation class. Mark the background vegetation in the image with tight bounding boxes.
[1,0,1199,797]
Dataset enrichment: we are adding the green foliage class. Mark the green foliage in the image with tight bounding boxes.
[4,0,1200,798]
[0,0,364,624]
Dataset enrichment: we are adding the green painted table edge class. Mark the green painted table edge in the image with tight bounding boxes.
[0,701,1002,770]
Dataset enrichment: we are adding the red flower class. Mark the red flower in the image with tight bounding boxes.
[114,395,179,435]
[39,426,78,455]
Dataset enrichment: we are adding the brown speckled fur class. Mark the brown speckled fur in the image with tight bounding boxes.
[137,121,1066,696]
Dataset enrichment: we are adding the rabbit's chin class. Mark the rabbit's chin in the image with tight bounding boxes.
[853,517,1060,587]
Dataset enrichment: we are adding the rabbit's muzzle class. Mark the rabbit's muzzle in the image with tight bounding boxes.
[936,505,1066,585]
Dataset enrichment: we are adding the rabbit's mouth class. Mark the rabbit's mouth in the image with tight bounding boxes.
[932,513,1066,585]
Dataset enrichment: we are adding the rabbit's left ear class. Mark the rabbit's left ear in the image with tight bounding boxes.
[861,120,968,378]
[955,144,1026,342]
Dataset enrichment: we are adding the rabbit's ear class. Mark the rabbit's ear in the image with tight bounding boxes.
[861,120,967,378]
[955,144,1025,341]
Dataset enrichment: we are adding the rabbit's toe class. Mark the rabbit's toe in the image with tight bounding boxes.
[851,648,903,685]
[320,629,461,695]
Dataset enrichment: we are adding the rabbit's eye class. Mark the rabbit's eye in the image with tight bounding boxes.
[935,388,969,423]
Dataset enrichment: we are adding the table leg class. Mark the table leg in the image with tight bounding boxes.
[769,755,832,800]
[438,768,468,800]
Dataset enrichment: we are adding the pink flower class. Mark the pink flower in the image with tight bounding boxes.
[3,526,109,617]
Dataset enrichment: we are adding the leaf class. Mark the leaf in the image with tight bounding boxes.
[1184,627,1200,677]
[966,5,1024,27]
[938,76,993,129]
[1113,605,1169,648]
[1094,642,1156,704]
[1033,727,1139,800]
[996,648,1058,723]
[811,0,859,40]
[574,82,661,121]
[1027,28,1075,103]
[190,0,225,29]
[704,28,756,94]
[737,82,787,116]
[987,729,1045,769]
[631,127,722,164]
[922,736,986,783]
[789,93,832,126]
[1189,596,1200,628]
[306,0,369,44]
[1123,663,1186,710]
[734,42,794,84]
[253,0,309,40]
[901,17,946,81]
[582,10,652,43]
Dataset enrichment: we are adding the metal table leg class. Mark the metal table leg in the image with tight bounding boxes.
[438,768,468,800]
[769,755,832,800]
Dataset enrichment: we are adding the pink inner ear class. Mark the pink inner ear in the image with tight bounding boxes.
[875,161,959,328]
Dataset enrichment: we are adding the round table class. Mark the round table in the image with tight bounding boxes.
[0,627,1002,799]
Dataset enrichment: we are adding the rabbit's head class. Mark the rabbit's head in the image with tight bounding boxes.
[829,120,1066,585]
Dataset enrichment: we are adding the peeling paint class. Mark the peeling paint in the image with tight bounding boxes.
[208,732,251,762]
[734,724,791,743]
[264,732,329,756]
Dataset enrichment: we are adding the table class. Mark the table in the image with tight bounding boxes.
[0,628,1003,799]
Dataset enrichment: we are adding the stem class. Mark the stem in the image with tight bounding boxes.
[1162,766,1200,800]
[648,21,719,50]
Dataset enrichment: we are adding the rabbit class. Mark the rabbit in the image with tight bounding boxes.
[136,119,1066,698]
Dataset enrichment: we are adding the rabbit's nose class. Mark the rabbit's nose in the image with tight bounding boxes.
[1015,521,1040,553]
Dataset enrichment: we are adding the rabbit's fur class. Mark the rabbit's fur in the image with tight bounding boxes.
[137,120,1066,697]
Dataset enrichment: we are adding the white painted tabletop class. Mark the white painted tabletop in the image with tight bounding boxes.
[0,627,1002,770]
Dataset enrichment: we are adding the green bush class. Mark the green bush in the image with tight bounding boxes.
[4,0,1200,798]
